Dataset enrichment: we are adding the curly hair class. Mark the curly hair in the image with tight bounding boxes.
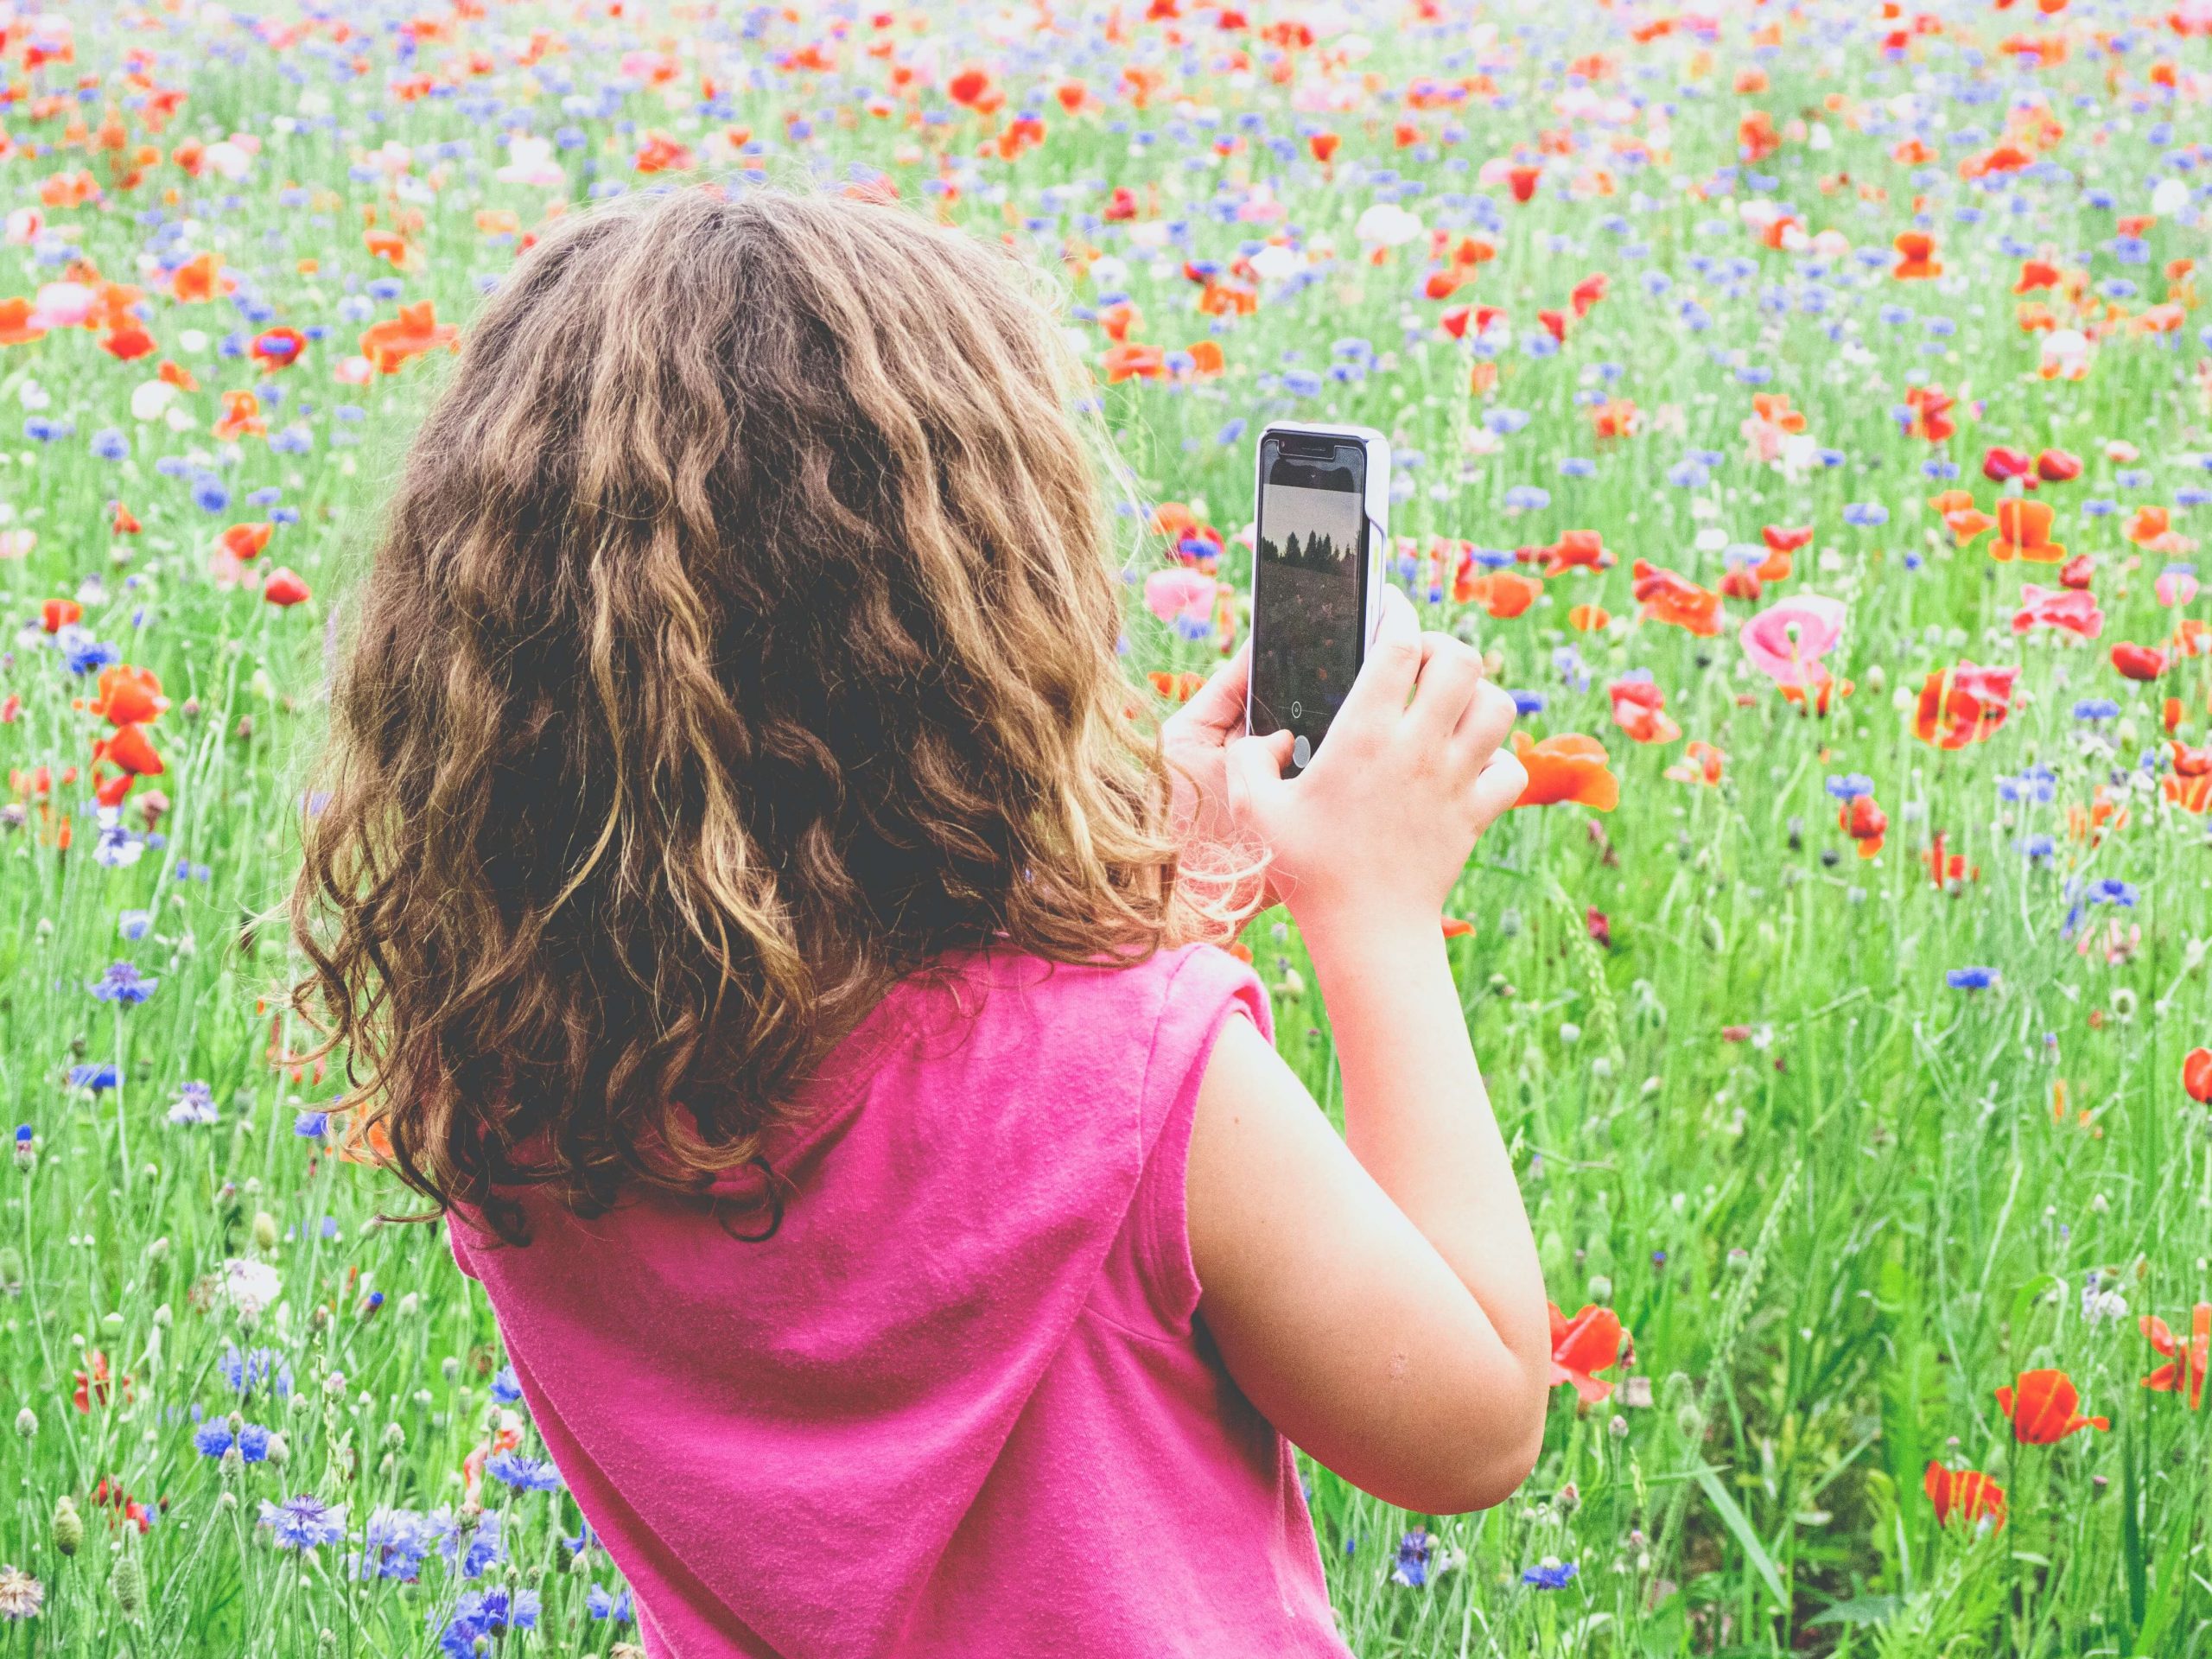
[292,186,1209,1243]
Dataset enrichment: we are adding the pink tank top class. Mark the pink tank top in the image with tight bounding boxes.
[450,944,1350,1658]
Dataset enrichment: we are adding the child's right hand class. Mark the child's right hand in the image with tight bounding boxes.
[1226,586,1524,939]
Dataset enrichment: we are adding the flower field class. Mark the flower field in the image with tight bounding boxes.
[0,0,2209,1653]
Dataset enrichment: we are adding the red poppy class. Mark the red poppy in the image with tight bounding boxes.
[1914,663,2018,749]
[1630,560,1722,637]
[1982,444,2033,483]
[249,326,306,371]
[2058,554,2095,589]
[2035,448,2082,482]
[262,568,311,607]
[99,326,156,361]
[97,723,164,778]
[1548,1302,1626,1403]
[111,502,141,535]
[1542,529,1613,575]
[90,665,166,728]
[1461,572,1540,619]
[2140,1303,2209,1410]
[1995,1368,2108,1444]
[2110,642,2167,681]
[1506,163,1541,202]
[1308,131,1339,164]
[1904,383,1955,442]
[1924,1462,2006,1529]
[1608,677,1680,744]
[213,389,264,442]
[2185,1047,2212,1104]
[1839,793,1888,858]
[39,597,80,633]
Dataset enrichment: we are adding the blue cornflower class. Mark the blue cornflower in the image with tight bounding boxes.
[68,1064,119,1093]
[1281,368,1323,397]
[2087,878,2139,908]
[118,908,154,941]
[219,1344,292,1398]
[90,428,128,461]
[2072,699,2120,721]
[191,475,230,515]
[1392,1529,1434,1587]
[1503,484,1551,512]
[563,1519,601,1557]
[587,1584,635,1624]
[293,1110,329,1138]
[489,1366,523,1405]
[1522,1557,1580,1590]
[168,1081,219,1125]
[1841,502,1889,527]
[192,1421,234,1458]
[437,1589,539,1657]
[484,1451,563,1492]
[62,635,121,675]
[2019,834,2056,860]
[1509,690,1546,715]
[440,1508,505,1580]
[1824,774,1874,801]
[1999,766,2057,804]
[91,961,158,1005]
[357,1507,435,1583]
[1946,967,1999,990]
[258,1494,347,1551]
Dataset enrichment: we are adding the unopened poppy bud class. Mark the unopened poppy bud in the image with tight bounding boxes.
[110,1548,145,1621]
[251,1211,278,1252]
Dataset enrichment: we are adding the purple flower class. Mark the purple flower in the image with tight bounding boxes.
[258,1494,346,1551]
[1392,1529,1433,1587]
[484,1451,563,1492]
[1946,967,1999,990]
[1522,1557,1579,1590]
[91,961,158,1005]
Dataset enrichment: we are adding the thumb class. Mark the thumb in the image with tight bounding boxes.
[1225,729,1294,824]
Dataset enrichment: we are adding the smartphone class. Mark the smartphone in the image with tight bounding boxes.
[1245,422,1390,774]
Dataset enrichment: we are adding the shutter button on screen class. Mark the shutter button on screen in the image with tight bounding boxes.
[1292,734,1312,768]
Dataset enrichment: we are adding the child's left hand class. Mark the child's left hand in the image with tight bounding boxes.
[1160,648,1281,920]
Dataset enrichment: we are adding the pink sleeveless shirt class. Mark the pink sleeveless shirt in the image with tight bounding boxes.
[449,944,1350,1658]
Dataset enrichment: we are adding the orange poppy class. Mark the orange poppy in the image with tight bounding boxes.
[100,326,155,361]
[1607,677,1678,744]
[1994,1368,2107,1444]
[1991,498,2064,563]
[1892,231,1942,279]
[1510,731,1619,811]
[168,251,231,302]
[1664,739,1726,786]
[1462,572,1540,619]
[2185,1047,2212,1103]
[96,722,164,778]
[359,301,459,374]
[1102,342,1166,384]
[1567,603,1611,632]
[0,296,46,346]
[1915,663,2018,749]
[219,521,272,561]
[213,390,264,442]
[1146,670,1204,702]
[1904,383,1955,442]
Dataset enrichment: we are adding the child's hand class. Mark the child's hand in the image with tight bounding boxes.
[1160,645,1281,919]
[1224,587,1522,938]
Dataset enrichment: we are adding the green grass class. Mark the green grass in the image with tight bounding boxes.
[0,0,2206,1654]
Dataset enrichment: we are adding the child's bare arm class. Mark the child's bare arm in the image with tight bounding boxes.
[1181,590,1549,1514]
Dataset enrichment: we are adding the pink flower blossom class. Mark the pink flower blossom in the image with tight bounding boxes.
[1739,594,1846,691]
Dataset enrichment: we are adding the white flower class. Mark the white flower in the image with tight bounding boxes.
[217,1259,283,1319]
[2152,176,2190,217]
[1354,202,1423,248]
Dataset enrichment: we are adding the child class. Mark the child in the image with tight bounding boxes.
[295,188,1549,1657]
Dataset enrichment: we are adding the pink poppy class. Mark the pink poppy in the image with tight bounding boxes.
[2012,583,2104,639]
[1739,594,1846,691]
[1142,567,1217,627]
[2157,564,2200,608]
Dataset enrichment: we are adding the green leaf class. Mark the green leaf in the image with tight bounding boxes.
[1694,1463,1789,1611]
[1807,1594,1900,1628]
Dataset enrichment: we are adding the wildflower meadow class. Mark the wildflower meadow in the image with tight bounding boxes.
[0,0,2208,1653]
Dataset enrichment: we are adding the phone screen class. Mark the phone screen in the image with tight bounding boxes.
[1249,434,1369,772]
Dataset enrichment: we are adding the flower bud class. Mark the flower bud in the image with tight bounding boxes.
[51,1495,83,1556]
[251,1211,279,1253]
[110,1547,145,1621]
[14,1407,34,1440]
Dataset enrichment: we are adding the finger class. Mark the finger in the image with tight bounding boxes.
[1468,751,1529,835]
[1170,644,1251,737]
[1453,677,1519,755]
[1406,634,1484,747]
[1224,729,1294,823]
[1338,585,1422,730]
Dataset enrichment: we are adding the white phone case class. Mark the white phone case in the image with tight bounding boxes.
[1244,421,1392,750]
